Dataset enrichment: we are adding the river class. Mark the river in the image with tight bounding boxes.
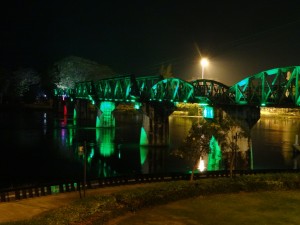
[0,107,299,188]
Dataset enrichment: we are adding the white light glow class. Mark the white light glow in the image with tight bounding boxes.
[198,156,205,172]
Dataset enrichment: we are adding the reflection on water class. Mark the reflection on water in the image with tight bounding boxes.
[252,116,300,169]
[0,110,300,188]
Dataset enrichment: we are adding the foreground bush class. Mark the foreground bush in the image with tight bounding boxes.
[4,173,300,225]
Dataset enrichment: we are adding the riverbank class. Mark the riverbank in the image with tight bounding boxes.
[1,173,300,225]
[261,107,300,118]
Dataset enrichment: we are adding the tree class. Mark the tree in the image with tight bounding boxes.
[223,122,247,177]
[10,68,41,103]
[172,112,250,180]
[51,56,116,90]
[172,117,228,181]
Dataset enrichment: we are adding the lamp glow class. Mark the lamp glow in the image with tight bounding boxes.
[200,58,209,79]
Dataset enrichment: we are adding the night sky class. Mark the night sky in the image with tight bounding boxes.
[1,0,300,85]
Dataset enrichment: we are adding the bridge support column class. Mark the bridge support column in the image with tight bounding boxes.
[96,101,116,127]
[140,102,175,146]
[74,99,90,120]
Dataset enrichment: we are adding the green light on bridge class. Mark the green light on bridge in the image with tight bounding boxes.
[199,103,208,106]
[140,127,149,146]
[198,97,211,106]
[134,103,141,110]
[203,106,214,119]
[261,103,266,106]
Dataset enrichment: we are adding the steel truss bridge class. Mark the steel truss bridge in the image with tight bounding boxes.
[55,66,300,108]
[54,66,300,146]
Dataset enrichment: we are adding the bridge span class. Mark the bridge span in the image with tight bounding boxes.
[54,66,300,146]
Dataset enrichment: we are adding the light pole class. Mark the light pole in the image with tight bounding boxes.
[200,58,209,79]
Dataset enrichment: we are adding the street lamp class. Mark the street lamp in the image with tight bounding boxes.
[200,58,209,79]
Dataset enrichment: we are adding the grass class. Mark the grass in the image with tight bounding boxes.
[113,190,300,225]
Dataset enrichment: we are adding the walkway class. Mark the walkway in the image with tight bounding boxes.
[0,184,150,223]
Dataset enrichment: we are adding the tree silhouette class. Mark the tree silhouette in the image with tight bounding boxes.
[172,113,249,180]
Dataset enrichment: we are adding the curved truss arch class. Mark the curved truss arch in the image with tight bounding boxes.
[226,66,300,106]
[189,79,229,104]
[150,78,194,103]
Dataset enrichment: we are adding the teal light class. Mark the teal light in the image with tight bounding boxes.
[134,102,141,110]
[89,147,94,159]
[140,146,148,165]
[198,97,211,106]
[97,101,116,127]
[261,103,266,106]
[237,77,249,87]
[203,106,214,119]
[199,103,208,106]
[140,127,149,146]
[87,146,95,163]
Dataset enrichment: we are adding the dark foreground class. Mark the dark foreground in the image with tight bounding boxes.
[1,173,300,225]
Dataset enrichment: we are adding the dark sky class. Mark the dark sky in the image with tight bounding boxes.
[1,0,300,85]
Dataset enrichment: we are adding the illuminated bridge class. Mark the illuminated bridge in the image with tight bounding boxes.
[54,66,300,146]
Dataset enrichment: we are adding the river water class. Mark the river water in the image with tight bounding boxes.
[0,108,299,188]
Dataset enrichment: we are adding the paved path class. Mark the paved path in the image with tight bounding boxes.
[0,184,150,223]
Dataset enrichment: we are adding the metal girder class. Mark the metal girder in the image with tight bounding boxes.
[93,75,139,102]
[54,66,300,108]
[150,78,194,103]
[53,87,75,99]
[190,79,229,104]
[135,75,162,100]
[57,75,162,103]
[226,66,300,107]
[75,81,94,99]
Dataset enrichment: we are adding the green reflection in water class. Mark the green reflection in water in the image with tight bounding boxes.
[140,146,148,165]
[87,146,94,163]
[73,108,77,120]
[96,128,115,157]
[207,135,222,171]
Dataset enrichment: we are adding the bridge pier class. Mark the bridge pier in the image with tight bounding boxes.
[74,99,91,120]
[96,101,116,127]
[140,102,175,146]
